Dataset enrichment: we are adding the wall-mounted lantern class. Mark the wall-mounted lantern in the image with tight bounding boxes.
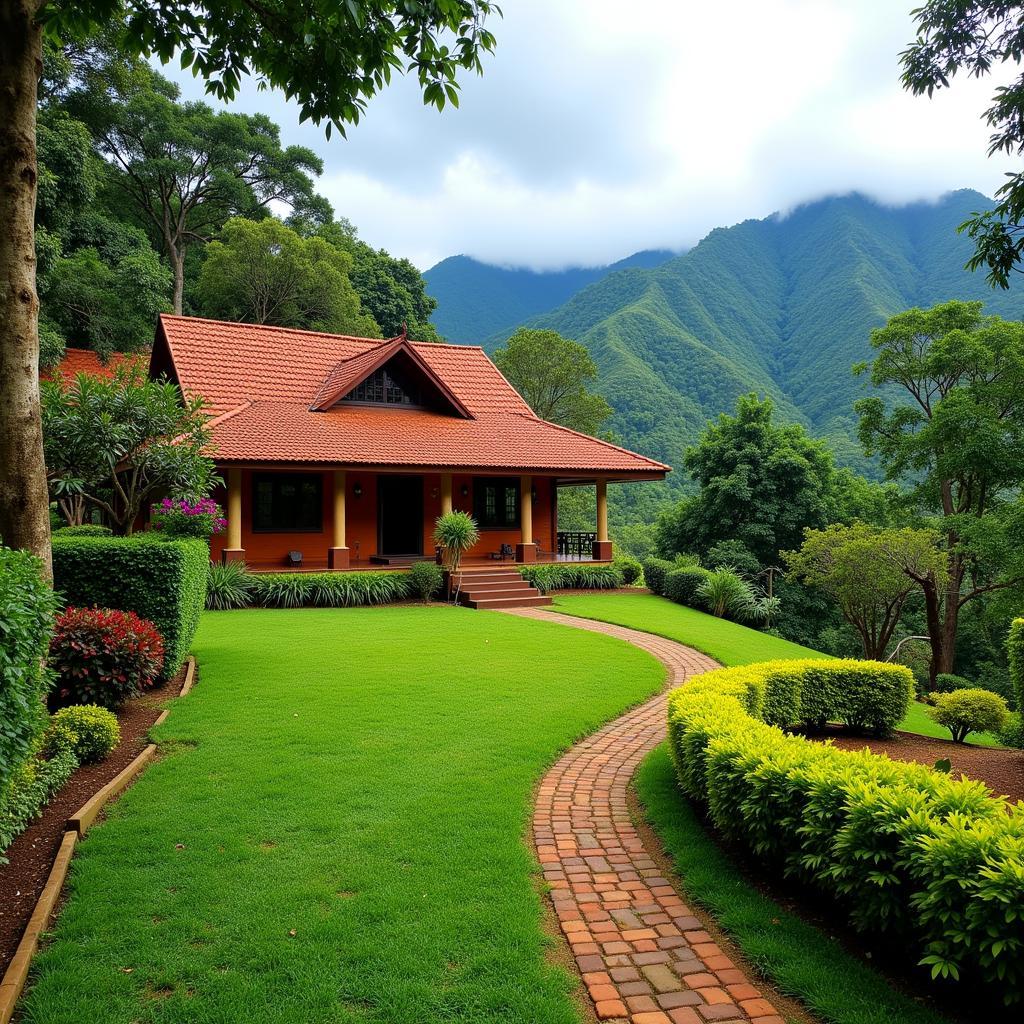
[353,482,363,499]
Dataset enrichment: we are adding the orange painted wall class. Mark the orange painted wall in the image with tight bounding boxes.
[210,468,558,565]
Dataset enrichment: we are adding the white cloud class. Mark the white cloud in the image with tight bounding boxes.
[162,0,1016,270]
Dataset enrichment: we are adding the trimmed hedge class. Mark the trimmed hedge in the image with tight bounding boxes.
[667,660,1024,1002]
[247,571,411,608]
[52,535,208,677]
[519,563,624,593]
[641,557,674,596]
[0,546,57,791]
[663,566,710,607]
[52,524,112,537]
[613,555,643,586]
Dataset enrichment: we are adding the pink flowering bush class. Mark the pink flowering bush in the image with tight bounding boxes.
[151,497,227,539]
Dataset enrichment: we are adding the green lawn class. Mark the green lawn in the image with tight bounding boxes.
[635,746,953,1024]
[552,594,999,744]
[551,592,827,665]
[23,606,664,1024]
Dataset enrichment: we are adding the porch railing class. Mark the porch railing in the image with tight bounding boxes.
[557,531,597,559]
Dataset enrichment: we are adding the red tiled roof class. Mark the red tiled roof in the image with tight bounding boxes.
[44,349,140,383]
[155,315,669,477]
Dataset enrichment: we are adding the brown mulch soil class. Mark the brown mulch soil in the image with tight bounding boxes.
[0,665,186,976]
[826,729,1024,802]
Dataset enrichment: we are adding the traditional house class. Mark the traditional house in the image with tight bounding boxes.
[75,315,670,568]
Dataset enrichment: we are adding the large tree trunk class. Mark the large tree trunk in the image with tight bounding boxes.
[0,2,51,578]
[171,247,184,315]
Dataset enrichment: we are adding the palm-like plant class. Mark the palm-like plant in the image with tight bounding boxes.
[433,511,480,577]
[696,566,755,619]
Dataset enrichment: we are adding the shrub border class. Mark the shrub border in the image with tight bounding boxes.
[0,655,196,1022]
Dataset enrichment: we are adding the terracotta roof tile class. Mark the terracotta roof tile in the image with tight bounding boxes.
[44,349,140,383]
[156,315,669,477]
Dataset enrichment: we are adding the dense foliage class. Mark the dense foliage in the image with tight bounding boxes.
[408,561,444,601]
[247,571,412,609]
[151,497,226,539]
[0,547,57,791]
[43,704,120,763]
[49,606,165,709]
[928,688,1011,744]
[518,563,624,592]
[42,365,216,532]
[205,560,253,610]
[666,662,1024,1002]
[493,327,613,435]
[52,535,208,676]
[0,749,78,861]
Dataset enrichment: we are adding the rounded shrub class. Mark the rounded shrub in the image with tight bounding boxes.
[933,672,973,694]
[206,560,253,610]
[43,705,120,764]
[663,566,710,607]
[409,561,444,601]
[52,524,112,537]
[49,607,165,709]
[612,555,642,586]
[640,557,674,596]
[928,688,1010,743]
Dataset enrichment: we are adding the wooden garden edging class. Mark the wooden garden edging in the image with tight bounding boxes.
[0,656,196,1024]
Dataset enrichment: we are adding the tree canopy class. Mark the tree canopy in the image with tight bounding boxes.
[198,218,380,337]
[902,1,1024,286]
[493,327,612,435]
[656,393,850,565]
[856,299,1024,674]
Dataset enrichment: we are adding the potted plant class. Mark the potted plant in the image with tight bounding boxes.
[432,511,480,600]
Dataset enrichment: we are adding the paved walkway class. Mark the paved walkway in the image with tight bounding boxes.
[503,608,785,1024]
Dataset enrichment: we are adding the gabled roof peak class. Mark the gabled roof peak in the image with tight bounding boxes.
[309,333,473,418]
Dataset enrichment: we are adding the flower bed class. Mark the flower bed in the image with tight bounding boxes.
[667,659,1024,1003]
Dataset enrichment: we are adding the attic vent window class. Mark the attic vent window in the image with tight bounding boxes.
[344,367,419,406]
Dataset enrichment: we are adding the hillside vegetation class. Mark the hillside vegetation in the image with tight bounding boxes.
[443,191,1024,512]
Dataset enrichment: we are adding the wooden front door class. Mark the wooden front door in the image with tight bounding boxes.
[378,475,423,555]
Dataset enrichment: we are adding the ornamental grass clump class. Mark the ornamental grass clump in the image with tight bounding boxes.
[151,496,227,538]
[206,560,253,610]
[433,511,480,575]
[48,607,164,709]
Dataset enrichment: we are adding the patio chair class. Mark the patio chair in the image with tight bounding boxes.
[489,543,515,561]
[286,550,303,567]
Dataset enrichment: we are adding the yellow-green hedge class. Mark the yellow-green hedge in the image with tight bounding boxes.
[667,660,1024,1003]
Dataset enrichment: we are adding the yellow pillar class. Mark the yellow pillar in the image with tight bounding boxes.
[329,470,349,569]
[593,478,612,561]
[223,468,244,563]
[596,477,608,542]
[517,475,536,562]
[441,473,453,515]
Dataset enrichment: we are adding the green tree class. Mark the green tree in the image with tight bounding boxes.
[855,300,1024,677]
[0,1,498,573]
[785,523,947,662]
[197,217,379,337]
[657,393,844,565]
[42,364,216,533]
[66,60,326,314]
[494,328,612,434]
[902,2,1024,287]
[313,219,440,340]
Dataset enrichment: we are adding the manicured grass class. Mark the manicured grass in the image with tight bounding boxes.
[901,698,1001,748]
[635,745,954,1024]
[551,593,827,665]
[23,606,664,1024]
[551,594,998,744]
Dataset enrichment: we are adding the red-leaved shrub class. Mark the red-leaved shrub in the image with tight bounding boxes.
[48,607,164,709]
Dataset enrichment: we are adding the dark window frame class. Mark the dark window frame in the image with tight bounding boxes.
[472,477,520,531]
[342,366,421,407]
[251,472,324,533]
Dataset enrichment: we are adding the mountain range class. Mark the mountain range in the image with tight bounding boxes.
[425,190,1024,513]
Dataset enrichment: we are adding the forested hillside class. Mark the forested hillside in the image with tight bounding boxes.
[485,191,1024,513]
[423,249,674,345]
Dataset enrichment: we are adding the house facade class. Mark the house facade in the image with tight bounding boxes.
[140,315,669,568]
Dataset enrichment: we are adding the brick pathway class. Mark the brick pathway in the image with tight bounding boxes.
[502,608,785,1024]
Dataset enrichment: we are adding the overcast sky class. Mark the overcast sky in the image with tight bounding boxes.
[164,0,1015,271]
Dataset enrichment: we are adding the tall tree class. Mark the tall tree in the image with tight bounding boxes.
[902,2,1024,287]
[856,300,1024,676]
[197,217,379,337]
[67,61,325,314]
[657,393,845,565]
[0,1,498,574]
[785,523,947,662]
[493,327,612,435]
